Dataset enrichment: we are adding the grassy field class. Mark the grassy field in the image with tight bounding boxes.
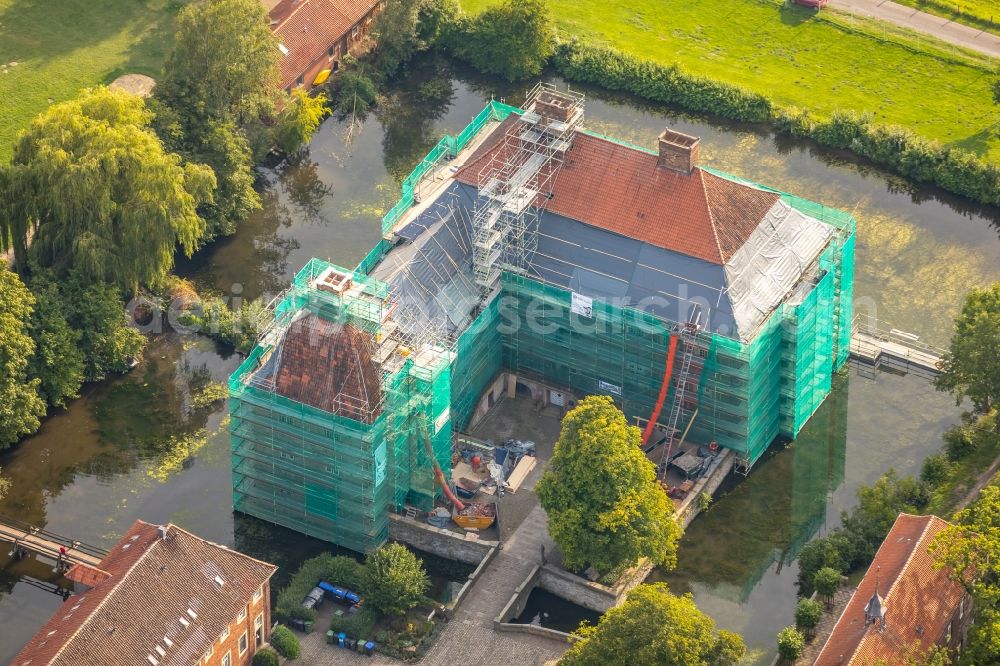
[462,0,1000,161]
[892,0,999,35]
[0,0,182,162]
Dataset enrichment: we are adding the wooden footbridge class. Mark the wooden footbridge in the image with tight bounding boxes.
[849,316,944,379]
[0,514,106,573]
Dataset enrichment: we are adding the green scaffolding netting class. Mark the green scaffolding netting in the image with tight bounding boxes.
[232,103,859,551]
[229,260,452,553]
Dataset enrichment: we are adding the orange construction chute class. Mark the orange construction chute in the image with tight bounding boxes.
[420,418,465,511]
[642,333,679,448]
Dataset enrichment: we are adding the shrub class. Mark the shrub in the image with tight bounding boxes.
[363,543,430,616]
[329,603,379,639]
[794,598,823,635]
[275,553,366,623]
[270,625,301,660]
[944,424,977,461]
[920,453,953,486]
[697,492,713,512]
[776,626,805,661]
[252,648,280,666]
[814,567,841,602]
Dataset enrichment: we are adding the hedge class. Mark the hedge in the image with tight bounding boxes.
[270,625,301,660]
[441,32,1000,209]
[252,648,280,666]
[548,40,1000,208]
[550,41,773,123]
[274,554,366,623]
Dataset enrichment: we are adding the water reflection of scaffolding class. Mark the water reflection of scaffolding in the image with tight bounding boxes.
[849,315,944,380]
[472,83,584,300]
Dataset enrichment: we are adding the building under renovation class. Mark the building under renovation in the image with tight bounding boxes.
[229,85,856,552]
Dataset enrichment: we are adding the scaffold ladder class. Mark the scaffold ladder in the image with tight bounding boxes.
[658,307,704,481]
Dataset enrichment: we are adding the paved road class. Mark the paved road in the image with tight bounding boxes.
[831,0,1000,58]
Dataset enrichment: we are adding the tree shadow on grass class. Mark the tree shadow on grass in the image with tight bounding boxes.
[945,124,999,157]
[778,3,819,27]
[0,0,179,80]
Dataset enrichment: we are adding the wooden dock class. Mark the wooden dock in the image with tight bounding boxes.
[0,515,106,571]
[849,321,943,378]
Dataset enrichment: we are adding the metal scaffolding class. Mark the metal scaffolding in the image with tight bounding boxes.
[471,83,585,300]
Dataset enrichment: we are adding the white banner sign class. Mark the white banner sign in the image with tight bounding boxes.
[571,292,593,318]
[598,380,622,396]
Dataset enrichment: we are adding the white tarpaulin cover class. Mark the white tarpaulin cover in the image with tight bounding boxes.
[724,199,834,342]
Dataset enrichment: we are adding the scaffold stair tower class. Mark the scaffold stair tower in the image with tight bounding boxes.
[472,83,584,301]
[658,307,705,481]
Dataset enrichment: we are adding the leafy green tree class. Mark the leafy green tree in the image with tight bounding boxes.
[536,396,681,574]
[156,0,278,126]
[27,274,85,407]
[932,485,1000,663]
[0,270,46,447]
[272,89,329,155]
[63,276,146,382]
[363,542,429,616]
[4,88,214,291]
[814,567,841,607]
[935,284,1000,417]
[449,0,554,81]
[269,625,301,659]
[776,626,804,662]
[920,453,953,486]
[794,598,823,637]
[560,583,745,666]
[153,0,278,239]
[335,65,379,118]
[371,0,458,78]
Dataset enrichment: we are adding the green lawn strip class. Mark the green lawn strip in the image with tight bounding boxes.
[462,0,1000,161]
[0,0,180,162]
[889,0,1000,36]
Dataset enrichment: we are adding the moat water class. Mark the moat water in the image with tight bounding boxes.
[3,55,1000,662]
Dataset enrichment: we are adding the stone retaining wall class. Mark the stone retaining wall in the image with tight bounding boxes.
[493,564,580,645]
[536,558,654,613]
[388,513,498,565]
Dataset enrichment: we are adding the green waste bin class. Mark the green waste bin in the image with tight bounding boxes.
[326,630,335,645]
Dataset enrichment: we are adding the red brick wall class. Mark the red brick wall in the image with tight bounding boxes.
[201,582,272,666]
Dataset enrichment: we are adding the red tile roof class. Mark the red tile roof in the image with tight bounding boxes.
[13,521,276,666]
[269,0,377,90]
[454,118,780,265]
[274,314,383,423]
[814,514,967,666]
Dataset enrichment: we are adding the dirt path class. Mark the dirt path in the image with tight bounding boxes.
[831,0,1000,58]
[954,447,1000,512]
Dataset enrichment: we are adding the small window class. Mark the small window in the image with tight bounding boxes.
[222,652,231,666]
[203,646,213,661]
[253,586,262,602]
[255,613,264,629]
[328,45,335,57]
[238,608,247,623]
[295,75,304,87]
[238,632,248,656]
[220,626,230,642]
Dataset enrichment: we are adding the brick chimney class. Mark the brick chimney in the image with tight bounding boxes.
[657,128,700,175]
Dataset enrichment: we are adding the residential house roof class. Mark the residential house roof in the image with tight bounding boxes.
[814,513,966,665]
[269,0,378,89]
[13,521,276,666]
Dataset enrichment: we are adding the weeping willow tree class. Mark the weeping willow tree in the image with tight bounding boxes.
[2,87,215,292]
